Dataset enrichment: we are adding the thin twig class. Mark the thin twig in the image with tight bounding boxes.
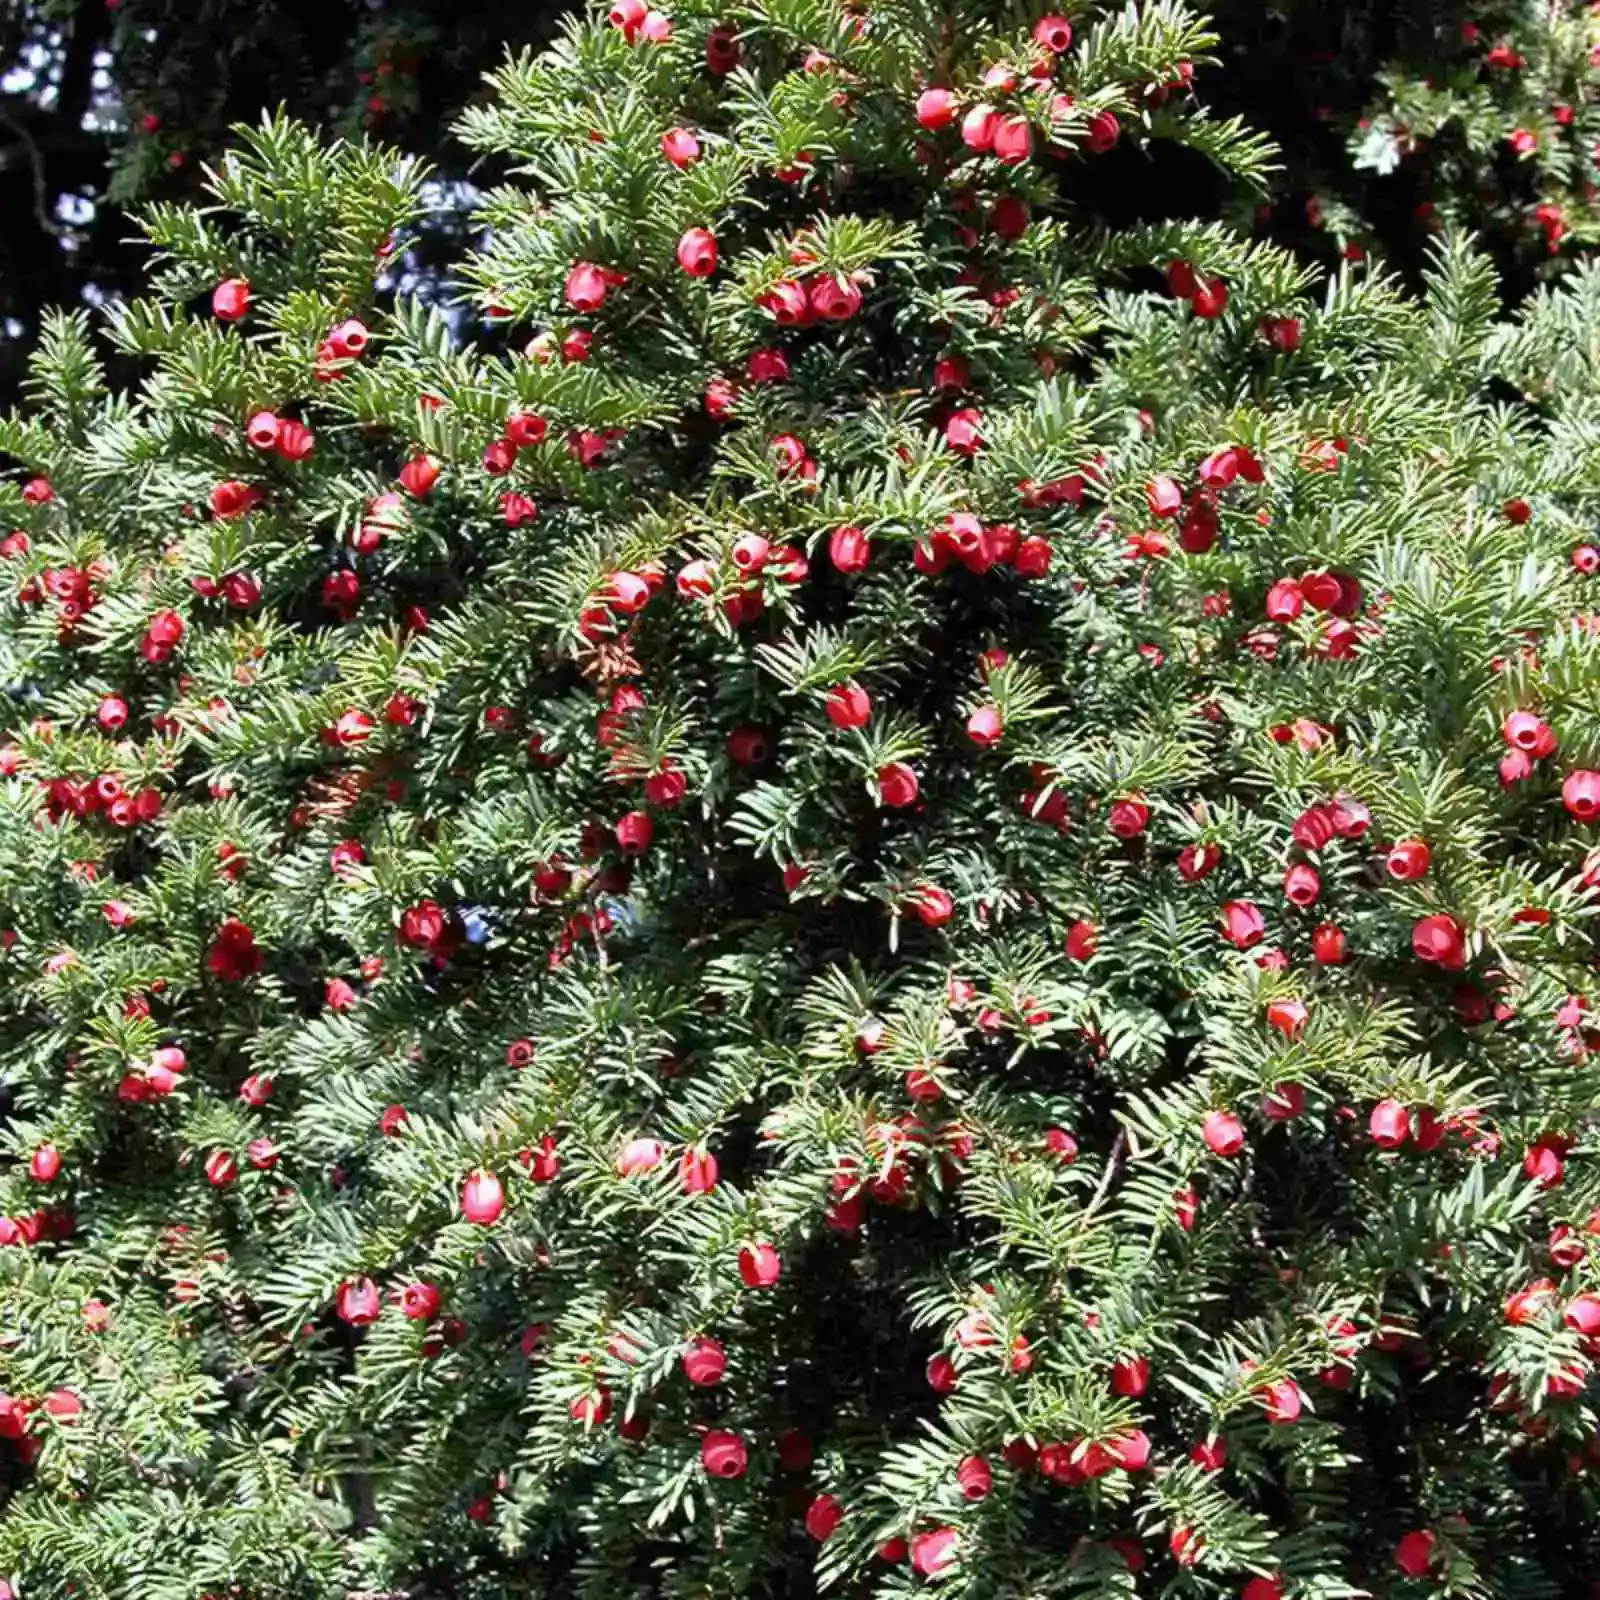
[0,106,67,240]
[1083,1130,1126,1220]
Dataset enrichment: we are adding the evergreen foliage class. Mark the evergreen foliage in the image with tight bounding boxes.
[1,4,1599,1598]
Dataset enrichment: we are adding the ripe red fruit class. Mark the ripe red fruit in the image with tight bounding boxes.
[680,1146,719,1193]
[570,1387,612,1426]
[398,455,441,498]
[1260,1082,1306,1121]
[616,811,654,855]
[1549,1224,1586,1268]
[1502,709,1550,751]
[212,278,251,321]
[29,1144,60,1182]
[1386,838,1432,880]
[617,1137,664,1176]
[676,227,718,277]
[966,705,1003,746]
[1331,794,1371,837]
[955,1455,991,1499]
[1504,1281,1556,1327]
[643,765,686,807]
[1014,534,1052,577]
[1045,1127,1078,1162]
[1283,861,1321,906]
[239,1071,272,1106]
[829,524,870,573]
[1524,1140,1565,1189]
[1146,474,1184,517]
[1562,769,1600,820]
[1085,109,1119,152]
[1369,1099,1410,1148]
[1111,1354,1149,1395]
[944,407,984,455]
[482,438,518,475]
[738,1241,780,1287]
[461,1169,506,1225]
[1108,796,1149,838]
[1311,922,1346,965]
[809,272,862,321]
[926,1353,958,1393]
[1261,1378,1304,1423]
[326,318,368,358]
[911,1528,959,1577]
[1166,259,1199,299]
[522,1134,560,1183]
[701,1430,748,1478]
[399,900,446,948]
[1394,1530,1436,1577]
[746,348,789,386]
[399,1282,440,1321]
[661,127,701,166]
[1065,920,1098,961]
[805,1494,844,1541]
[207,918,263,981]
[1265,998,1308,1038]
[336,1276,382,1325]
[826,681,871,728]
[1033,14,1073,51]
[209,480,262,519]
[1202,1109,1245,1156]
[246,411,280,450]
[1191,276,1228,318]
[682,1335,726,1386]
[565,262,608,312]
[916,87,958,129]
[713,726,765,771]
[1265,577,1303,621]
[1242,1579,1284,1600]
[1221,899,1266,949]
[992,115,1033,165]
[1565,1292,1600,1335]
[1178,841,1220,880]
[1412,913,1465,968]
[1170,1526,1205,1567]
[909,884,954,928]
[1191,1436,1226,1471]
[877,762,919,808]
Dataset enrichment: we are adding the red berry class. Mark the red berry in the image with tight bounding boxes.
[829,524,871,573]
[1201,1109,1244,1157]
[1394,1531,1436,1577]
[461,1169,506,1225]
[738,1241,781,1286]
[1369,1099,1410,1149]
[682,1335,726,1386]
[701,1430,748,1477]
[1221,900,1265,949]
[565,262,608,311]
[212,278,251,321]
[676,227,718,277]
[1111,1354,1149,1395]
[805,1494,843,1542]
[916,87,957,130]
[662,127,701,166]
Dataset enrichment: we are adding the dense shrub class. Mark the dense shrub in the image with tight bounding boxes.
[1,3,1600,1597]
